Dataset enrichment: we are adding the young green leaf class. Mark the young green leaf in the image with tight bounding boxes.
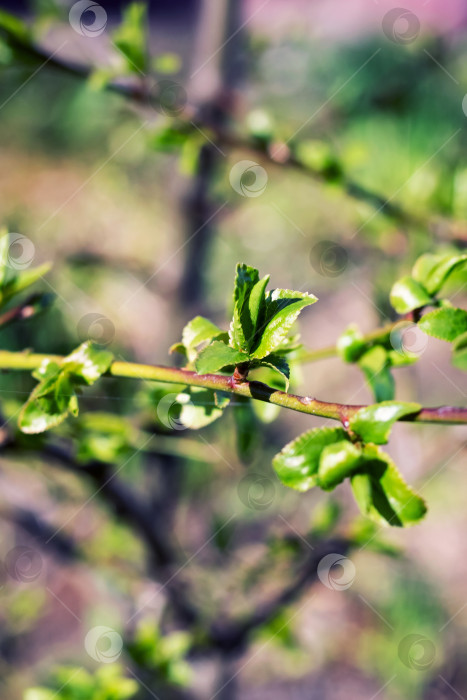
[1,262,52,304]
[62,342,114,385]
[229,263,260,351]
[349,401,421,444]
[18,374,77,434]
[351,445,426,527]
[18,343,113,434]
[251,354,290,390]
[358,346,395,402]
[337,324,367,363]
[418,307,467,342]
[0,232,51,307]
[389,276,433,314]
[452,332,467,371]
[195,341,246,374]
[180,316,226,362]
[243,274,270,349]
[317,440,362,490]
[412,252,467,295]
[112,2,148,74]
[272,427,350,492]
[0,9,30,43]
[176,387,230,429]
[250,289,317,359]
[233,396,259,461]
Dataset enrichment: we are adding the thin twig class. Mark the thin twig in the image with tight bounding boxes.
[0,350,465,425]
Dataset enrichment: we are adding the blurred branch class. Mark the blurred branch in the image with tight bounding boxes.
[297,311,417,364]
[203,536,350,654]
[39,443,201,626]
[178,0,245,315]
[1,23,459,233]
[0,293,53,329]
[0,504,81,562]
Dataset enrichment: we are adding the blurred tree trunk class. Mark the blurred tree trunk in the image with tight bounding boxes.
[178,0,245,317]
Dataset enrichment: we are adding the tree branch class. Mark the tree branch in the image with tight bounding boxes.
[1,26,456,233]
[202,536,350,653]
[0,350,465,425]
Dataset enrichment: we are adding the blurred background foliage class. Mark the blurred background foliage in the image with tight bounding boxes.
[0,0,466,698]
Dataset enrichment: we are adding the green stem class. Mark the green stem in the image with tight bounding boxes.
[298,316,415,364]
[0,351,465,426]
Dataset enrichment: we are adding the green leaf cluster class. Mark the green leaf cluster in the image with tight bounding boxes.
[0,231,51,309]
[393,251,467,371]
[273,401,426,527]
[174,264,316,391]
[127,621,192,687]
[389,251,467,313]
[167,264,315,427]
[24,665,138,700]
[419,306,467,371]
[112,2,148,75]
[337,324,416,401]
[18,342,113,434]
[338,250,467,398]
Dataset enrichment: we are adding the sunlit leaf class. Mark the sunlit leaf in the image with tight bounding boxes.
[250,288,317,359]
[389,275,433,314]
[62,341,113,385]
[350,401,421,444]
[181,315,226,362]
[176,386,230,429]
[418,307,467,342]
[452,331,467,371]
[351,445,426,527]
[112,1,148,74]
[272,427,350,492]
[229,263,260,352]
[317,440,362,490]
[412,252,467,295]
[358,346,395,402]
[195,341,246,374]
[337,324,367,362]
